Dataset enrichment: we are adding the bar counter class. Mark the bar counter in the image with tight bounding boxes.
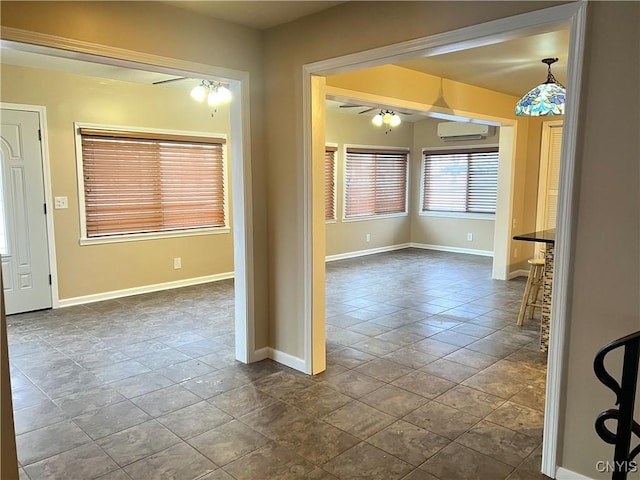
[513,229,555,352]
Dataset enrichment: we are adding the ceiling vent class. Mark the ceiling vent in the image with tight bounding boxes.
[437,122,494,141]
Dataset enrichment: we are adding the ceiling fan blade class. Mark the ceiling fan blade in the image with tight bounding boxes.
[152,77,190,85]
[358,108,376,114]
[339,104,362,108]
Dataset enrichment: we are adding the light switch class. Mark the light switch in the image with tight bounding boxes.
[54,196,68,209]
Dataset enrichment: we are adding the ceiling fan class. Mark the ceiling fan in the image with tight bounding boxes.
[152,76,190,85]
[339,104,376,114]
[339,103,413,116]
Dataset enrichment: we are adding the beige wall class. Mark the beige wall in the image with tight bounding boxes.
[560,2,640,476]
[1,64,234,300]
[325,108,413,257]
[1,1,639,477]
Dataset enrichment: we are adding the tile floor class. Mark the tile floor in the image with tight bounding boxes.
[8,248,549,480]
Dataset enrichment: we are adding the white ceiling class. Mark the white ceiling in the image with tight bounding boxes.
[0,2,570,115]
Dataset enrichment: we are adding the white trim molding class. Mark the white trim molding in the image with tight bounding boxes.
[508,269,530,280]
[254,347,306,372]
[57,272,234,308]
[410,242,493,257]
[325,243,410,262]
[555,467,595,480]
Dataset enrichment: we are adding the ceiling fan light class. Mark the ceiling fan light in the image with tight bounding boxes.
[390,113,401,127]
[216,85,232,103]
[190,84,206,102]
[372,113,383,126]
[382,112,393,125]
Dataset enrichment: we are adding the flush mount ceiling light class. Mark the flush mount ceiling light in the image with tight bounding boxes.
[190,80,232,107]
[515,58,565,116]
[372,110,401,134]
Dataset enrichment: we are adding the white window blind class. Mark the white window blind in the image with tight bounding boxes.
[325,147,337,221]
[422,147,498,214]
[345,148,408,218]
[79,128,226,238]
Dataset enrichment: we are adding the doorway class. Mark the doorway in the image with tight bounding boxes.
[304,3,587,476]
[0,38,258,364]
[0,107,53,315]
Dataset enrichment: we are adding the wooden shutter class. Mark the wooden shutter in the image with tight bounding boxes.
[423,147,498,214]
[80,128,226,237]
[325,147,337,221]
[345,148,408,218]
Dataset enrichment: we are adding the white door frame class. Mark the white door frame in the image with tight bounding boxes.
[302,2,587,477]
[0,104,58,310]
[0,30,258,363]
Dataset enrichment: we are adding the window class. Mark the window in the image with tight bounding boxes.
[78,126,227,240]
[344,148,409,219]
[422,147,499,214]
[325,147,337,221]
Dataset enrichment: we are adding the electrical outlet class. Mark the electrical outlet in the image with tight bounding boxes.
[467,233,473,241]
[366,233,371,242]
[54,196,68,209]
[173,257,182,269]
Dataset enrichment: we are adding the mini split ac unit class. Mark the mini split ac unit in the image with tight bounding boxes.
[437,122,495,141]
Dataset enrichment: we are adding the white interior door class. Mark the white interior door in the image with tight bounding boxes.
[535,122,563,255]
[0,109,52,315]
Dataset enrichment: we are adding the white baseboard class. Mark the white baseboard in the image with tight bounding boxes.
[410,242,494,257]
[555,467,595,480]
[508,269,530,279]
[254,347,306,372]
[325,243,410,262]
[57,272,234,308]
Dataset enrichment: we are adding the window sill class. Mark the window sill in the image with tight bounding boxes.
[342,212,408,223]
[326,219,337,224]
[419,211,495,220]
[80,226,231,245]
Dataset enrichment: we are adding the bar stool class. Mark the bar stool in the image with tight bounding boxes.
[517,258,544,326]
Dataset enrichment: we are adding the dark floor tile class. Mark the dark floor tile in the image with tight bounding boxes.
[463,370,528,399]
[209,384,277,417]
[420,442,513,480]
[509,385,546,412]
[280,383,352,417]
[485,401,544,439]
[16,420,92,466]
[24,443,118,480]
[181,369,247,399]
[321,370,384,399]
[352,338,403,356]
[252,370,316,399]
[360,384,428,417]
[403,401,480,440]
[54,385,127,417]
[96,420,181,466]
[124,442,217,480]
[436,385,505,417]
[456,420,541,467]
[224,442,317,480]
[420,358,481,383]
[391,371,456,399]
[355,358,412,383]
[157,401,232,439]
[443,348,500,369]
[130,384,201,417]
[188,419,270,466]
[323,442,412,480]
[368,420,450,466]
[135,348,193,370]
[240,401,314,440]
[327,347,376,369]
[383,347,439,369]
[323,400,395,440]
[280,418,359,465]
[13,400,67,435]
[109,371,175,399]
[72,401,151,440]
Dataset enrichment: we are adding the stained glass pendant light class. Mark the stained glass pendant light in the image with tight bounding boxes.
[515,58,565,116]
